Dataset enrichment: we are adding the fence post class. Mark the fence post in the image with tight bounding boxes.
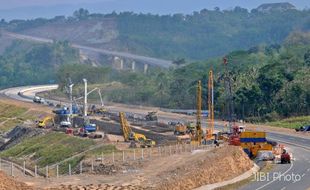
[69,164,71,176]
[23,161,26,176]
[46,165,49,178]
[169,145,172,155]
[0,158,2,171]
[122,151,125,162]
[112,151,115,163]
[101,152,104,164]
[56,165,59,178]
[80,162,83,174]
[141,149,144,160]
[10,162,13,176]
[148,148,151,158]
[91,159,94,172]
[35,165,37,177]
[133,149,136,160]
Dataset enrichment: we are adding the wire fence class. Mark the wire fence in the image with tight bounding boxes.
[0,143,216,178]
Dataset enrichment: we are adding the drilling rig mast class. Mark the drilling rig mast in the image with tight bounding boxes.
[207,70,214,139]
[195,80,203,144]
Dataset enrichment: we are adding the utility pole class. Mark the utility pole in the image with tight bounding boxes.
[83,78,88,117]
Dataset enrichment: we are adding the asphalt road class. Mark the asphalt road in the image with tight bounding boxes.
[1,84,309,190]
[2,31,173,68]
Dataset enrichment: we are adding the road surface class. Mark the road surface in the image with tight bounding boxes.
[1,84,310,190]
[2,31,173,68]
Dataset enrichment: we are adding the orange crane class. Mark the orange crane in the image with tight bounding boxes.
[206,70,214,140]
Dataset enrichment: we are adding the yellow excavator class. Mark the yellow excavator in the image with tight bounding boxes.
[37,116,55,128]
[119,112,155,148]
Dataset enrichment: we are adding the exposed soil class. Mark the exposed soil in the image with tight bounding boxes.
[0,171,34,190]
[47,184,146,190]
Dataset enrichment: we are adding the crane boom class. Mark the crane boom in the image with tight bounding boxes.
[119,112,132,141]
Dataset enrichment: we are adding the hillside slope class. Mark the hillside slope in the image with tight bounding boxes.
[2,4,310,60]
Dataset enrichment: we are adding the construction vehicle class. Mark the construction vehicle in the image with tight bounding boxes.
[60,120,71,128]
[53,105,80,115]
[191,80,204,145]
[145,111,158,121]
[140,139,156,148]
[119,112,156,147]
[174,123,187,135]
[89,105,108,115]
[205,70,216,144]
[37,116,54,128]
[239,131,273,158]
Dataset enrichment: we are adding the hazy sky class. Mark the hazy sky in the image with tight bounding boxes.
[0,0,309,20]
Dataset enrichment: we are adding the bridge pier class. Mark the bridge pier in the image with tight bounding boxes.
[131,61,136,72]
[144,63,148,74]
[114,56,124,70]
[120,59,124,70]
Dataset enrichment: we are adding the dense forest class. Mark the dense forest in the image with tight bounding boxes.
[57,31,310,121]
[1,5,310,60]
[0,40,79,88]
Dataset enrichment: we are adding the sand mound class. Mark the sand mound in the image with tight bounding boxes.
[154,146,253,190]
[0,171,33,190]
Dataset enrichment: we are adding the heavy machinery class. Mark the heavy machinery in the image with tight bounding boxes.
[239,131,273,158]
[206,70,216,143]
[174,123,187,135]
[145,111,158,121]
[89,105,108,115]
[37,116,54,128]
[119,112,155,147]
[191,80,204,145]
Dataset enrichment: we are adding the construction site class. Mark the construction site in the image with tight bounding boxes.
[0,66,300,190]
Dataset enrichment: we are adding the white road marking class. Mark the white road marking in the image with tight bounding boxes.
[280,187,286,190]
[255,163,294,190]
[307,168,310,172]
[268,137,310,152]
[302,173,305,177]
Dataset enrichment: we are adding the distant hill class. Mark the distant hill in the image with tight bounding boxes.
[1,4,310,61]
[255,2,296,13]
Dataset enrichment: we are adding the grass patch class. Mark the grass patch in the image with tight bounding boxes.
[0,132,95,167]
[0,118,24,132]
[58,155,84,175]
[266,116,310,129]
[85,144,118,158]
[0,102,31,132]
